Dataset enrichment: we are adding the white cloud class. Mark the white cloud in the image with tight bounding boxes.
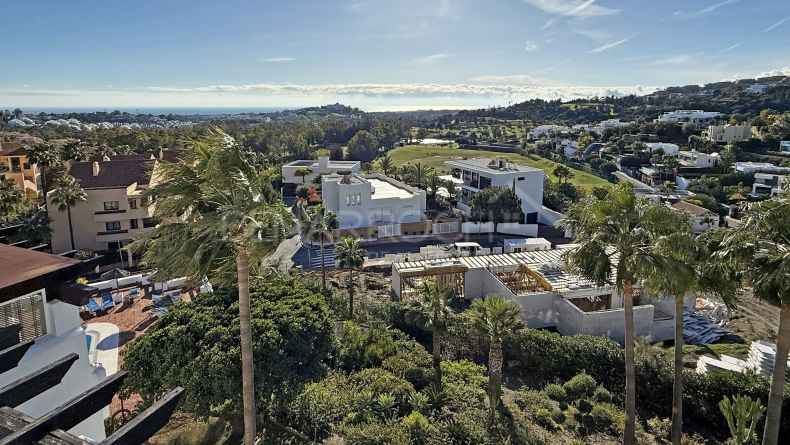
[523,0,618,17]
[715,42,742,55]
[590,36,631,53]
[647,54,694,66]
[697,0,738,14]
[525,40,539,52]
[764,16,790,32]
[412,54,452,64]
[468,74,555,85]
[262,57,295,63]
[756,66,790,77]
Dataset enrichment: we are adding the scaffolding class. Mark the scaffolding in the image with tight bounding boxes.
[398,262,468,301]
[487,263,553,295]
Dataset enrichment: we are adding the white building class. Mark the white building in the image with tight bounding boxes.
[655,110,721,128]
[391,248,676,344]
[734,162,790,175]
[321,173,427,239]
[752,173,788,198]
[747,83,769,94]
[282,157,361,184]
[503,237,552,253]
[645,142,680,157]
[527,125,570,140]
[779,141,790,152]
[0,245,107,441]
[671,201,717,233]
[703,124,752,144]
[678,150,719,168]
[445,158,545,224]
[556,139,579,157]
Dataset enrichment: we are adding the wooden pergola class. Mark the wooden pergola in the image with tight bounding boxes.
[487,263,553,295]
[0,339,182,445]
[398,263,468,300]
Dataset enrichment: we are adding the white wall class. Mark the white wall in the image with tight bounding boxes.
[0,293,107,441]
[462,222,495,233]
[497,223,539,237]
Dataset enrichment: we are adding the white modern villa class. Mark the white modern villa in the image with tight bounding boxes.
[321,172,428,239]
[703,124,752,144]
[282,157,361,184]
[678,150,719,168]
[445,158,545,224]
[655,110,721,128]
[645,142,680,157]
[752,173,788,198]
[391,247,675,344]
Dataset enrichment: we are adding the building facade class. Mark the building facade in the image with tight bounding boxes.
[645,142,680,157]
[48,154,167,254]
[321,173,427,239]
[0,142,40,195]
[671,200,717,233]
[282,157,361,184]
[655,110,721,128]
[445,158,545,224]
[752,173,788,198]
[703,124,752,144]
[678,150,719,168]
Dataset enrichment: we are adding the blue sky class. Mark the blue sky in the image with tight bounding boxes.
[2,0,790,110]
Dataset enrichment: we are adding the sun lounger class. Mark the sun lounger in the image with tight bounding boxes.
[129,287,141,298]
[85,298,102,315]
[100,292,116,310]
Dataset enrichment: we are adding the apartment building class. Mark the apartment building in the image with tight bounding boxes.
[321,173,427,239]
[703,124,752,144]
[48,153,172,254]
[678,150,719,168]
[391,248,676,344]
[0,142,40,195]
[752,173,787,198]
[282,156,361,184]
[445,158,545,224]
[655,110,721,128]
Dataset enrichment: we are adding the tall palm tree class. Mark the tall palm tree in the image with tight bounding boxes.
[378,153,394,177]
[335,236,366,317]
[657,181,677,201]
[48,175,87,251]
[722,194,790,445]
[558,182,688,445]
[468,295,522,423]
[27,142,60,197]
[131,130,293,445]
[645,228,738,445]
[298,204,336,293]
[404,279,454,385]
[408,162,433,188]
[0,176,23,221]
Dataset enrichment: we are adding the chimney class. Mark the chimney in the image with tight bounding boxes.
[92,161,100,176]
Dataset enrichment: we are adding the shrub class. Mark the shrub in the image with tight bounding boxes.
[543,384,567,403]
[342,420,411,445]
[533,408,558,431]
[514,388,556,412]
[646,417,671,442]
[576,399,593,414]
[350,368,414,405]
[593,386,612,403]
[589,403,625,436]
[401,411,430,443]
[551,410,566,425]
[441,360,487,389]
[564,372,597,401]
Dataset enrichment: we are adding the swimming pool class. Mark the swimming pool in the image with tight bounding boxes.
[85,330,100,364]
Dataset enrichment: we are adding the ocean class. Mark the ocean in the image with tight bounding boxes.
[19,106,291,116]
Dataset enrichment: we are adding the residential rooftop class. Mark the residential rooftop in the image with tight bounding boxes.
[285,159,360,168]
[68,158,154,189]
[445,157,542,174]
[671,200,713,216]
[0,244,80,301]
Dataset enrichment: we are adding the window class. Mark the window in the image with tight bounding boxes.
[23,162,30,170]
[103,201,120,211]
[128,198,137,209]
[10,158,20,172]
[0,292,47,346]
[347,193,362,206]
[105,221,121,231]
[130,219,139,229]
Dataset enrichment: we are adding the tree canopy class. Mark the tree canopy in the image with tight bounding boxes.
[468,186,523,227]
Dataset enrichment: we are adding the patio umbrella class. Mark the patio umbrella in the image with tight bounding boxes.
[100,267,131,292]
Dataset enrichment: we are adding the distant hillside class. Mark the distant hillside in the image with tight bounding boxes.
[455,75,790,124]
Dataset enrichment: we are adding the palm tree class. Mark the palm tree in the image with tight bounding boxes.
[426,172,443,203]
[408,162,433,188]
[27,142,60,196]
[722,195,790,445]
[404,280,454,385]
[468,295,523,423]
[657,181,677,201]
[335,236,366,317]
[646,228,738,445]
[60,139,89,162]
[298,204,336,293]
[48,175,87,251]
[294,167,312,183]
[131,130,293,445]
[0,176,23,221]
[559,182,688,445]
[378,153,394,177]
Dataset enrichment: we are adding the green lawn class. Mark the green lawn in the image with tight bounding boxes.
[382,144,610,191]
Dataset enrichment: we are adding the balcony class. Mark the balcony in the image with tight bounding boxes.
[94,209,126,215]
[96,229,130,243]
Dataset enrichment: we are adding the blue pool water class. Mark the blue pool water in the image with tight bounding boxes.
[86,335,92,352]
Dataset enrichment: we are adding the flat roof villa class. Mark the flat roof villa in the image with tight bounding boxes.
[392,248,675,344]
[282,157,361,184]
[322,173,429,239]
[445,158,546,225]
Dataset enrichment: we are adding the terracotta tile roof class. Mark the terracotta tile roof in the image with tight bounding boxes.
[0,142,28,157]
[69,159,154,189]
[672,200,713,216]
